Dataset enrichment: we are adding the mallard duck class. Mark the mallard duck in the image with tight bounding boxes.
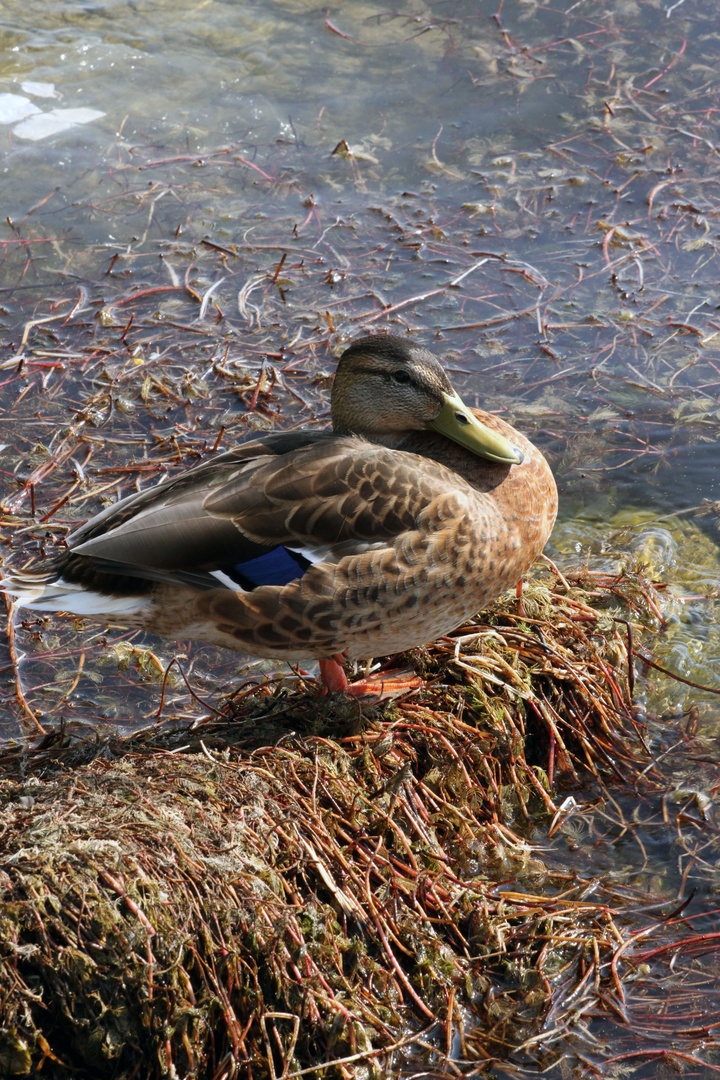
[5,335,557,692]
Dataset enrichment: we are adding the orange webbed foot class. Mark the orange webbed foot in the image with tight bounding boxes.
[319,655,423,700]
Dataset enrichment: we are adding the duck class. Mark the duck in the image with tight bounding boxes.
[4,334,558,694]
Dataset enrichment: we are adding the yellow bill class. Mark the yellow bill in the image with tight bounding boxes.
[430,391,524,465]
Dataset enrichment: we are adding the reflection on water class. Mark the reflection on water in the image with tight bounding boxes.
[1,0,720,1072]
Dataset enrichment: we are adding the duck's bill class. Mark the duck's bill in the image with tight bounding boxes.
[430,391,524,465]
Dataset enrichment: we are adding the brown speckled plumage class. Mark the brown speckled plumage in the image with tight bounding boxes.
[5,335,557,669]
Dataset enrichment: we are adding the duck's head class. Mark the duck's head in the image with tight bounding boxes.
[331,334,524,465]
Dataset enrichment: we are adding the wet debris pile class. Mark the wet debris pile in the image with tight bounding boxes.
[0,568,672,1079]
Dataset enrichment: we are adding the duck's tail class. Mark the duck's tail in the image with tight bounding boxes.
[2,565,152,619]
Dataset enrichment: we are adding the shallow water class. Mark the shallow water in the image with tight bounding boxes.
[1,0,720,1074]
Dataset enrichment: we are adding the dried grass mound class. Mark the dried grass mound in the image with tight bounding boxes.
[0,569,664,1079]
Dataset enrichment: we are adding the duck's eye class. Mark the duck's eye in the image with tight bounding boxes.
[391,370,411,385]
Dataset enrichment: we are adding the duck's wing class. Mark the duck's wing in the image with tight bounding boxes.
[66,431,325,573]
[56,434,458,596]
[201,437,432,546]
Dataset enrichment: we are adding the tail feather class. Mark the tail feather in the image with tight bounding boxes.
[2,567,151,618]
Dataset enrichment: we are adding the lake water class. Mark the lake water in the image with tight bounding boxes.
[1,0,720,1074]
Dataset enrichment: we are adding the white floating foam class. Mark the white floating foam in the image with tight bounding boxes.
[0,93,40,125]
[13,107,105,141]
[20,81,57,99]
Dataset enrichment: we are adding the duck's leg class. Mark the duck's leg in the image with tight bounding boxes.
[319,655,351,693]
[319,653,422,698]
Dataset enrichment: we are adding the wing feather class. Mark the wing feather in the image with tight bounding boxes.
[33,434,480,630]
[203,438,460,549]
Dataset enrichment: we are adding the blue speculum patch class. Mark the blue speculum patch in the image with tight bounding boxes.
[227,547,312,590]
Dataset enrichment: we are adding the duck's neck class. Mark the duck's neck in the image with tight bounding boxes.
[366,430,415,449]
[397,428,513,494]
